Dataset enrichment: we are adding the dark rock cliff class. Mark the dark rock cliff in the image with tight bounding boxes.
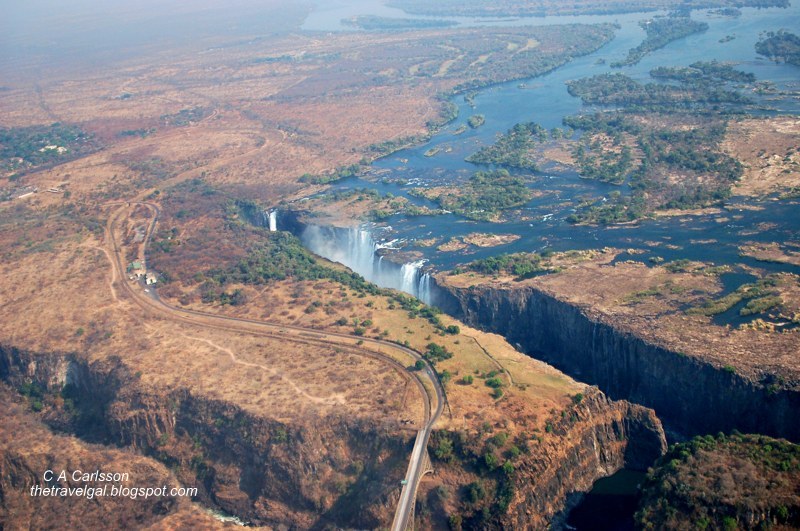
[436,282,800,442]
[503,390,666,530]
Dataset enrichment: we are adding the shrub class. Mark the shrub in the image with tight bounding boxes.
[466,481,485,503]
[485,377,503,389]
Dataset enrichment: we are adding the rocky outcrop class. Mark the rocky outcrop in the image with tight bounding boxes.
[0,344,408,529]
[436,281,800,441]
[423,388,665,530]
[513,390,665,530]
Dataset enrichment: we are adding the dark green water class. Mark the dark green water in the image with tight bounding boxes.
[566,469,647,531]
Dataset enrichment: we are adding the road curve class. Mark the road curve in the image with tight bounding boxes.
[105,201,444,529]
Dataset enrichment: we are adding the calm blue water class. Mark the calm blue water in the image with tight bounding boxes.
[308,4,800,274]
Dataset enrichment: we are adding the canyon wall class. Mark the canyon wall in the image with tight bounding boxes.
[436,281,800,441]
[0,345,406,529]
[1,342,667,528]
[504,390,665,529]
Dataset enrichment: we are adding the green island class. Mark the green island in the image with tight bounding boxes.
[686,275,785,318]
[756,30,800,66]
[341,15,457,31]
[464,61,757,224]
[560,63,757,224]
[709,7,742,16]
[411,169,533,221]
[567,69,749,108]
[467,114,486,129]
[611,16,709,68]
[451,251,559,279]
[649,60,755,84]
[636,433,800,530]
[466,122,549,170]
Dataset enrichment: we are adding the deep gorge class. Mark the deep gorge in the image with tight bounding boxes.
[1,340,666,529]
[433,280,800,443]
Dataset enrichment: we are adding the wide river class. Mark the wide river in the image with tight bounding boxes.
[295,1,800,303]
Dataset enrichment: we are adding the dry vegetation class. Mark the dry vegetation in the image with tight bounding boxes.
[0,216,423,425]
[0,22,615,211]
[0,11,621,526]
[157,269,581,432]
[739,241,800,267]
[723,116,800,197]
[637,432,800,529]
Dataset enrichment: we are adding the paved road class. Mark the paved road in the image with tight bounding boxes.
[106,201,445,529]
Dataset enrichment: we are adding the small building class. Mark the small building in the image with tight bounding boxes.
[145,273,158,285]
[127,261,145,278]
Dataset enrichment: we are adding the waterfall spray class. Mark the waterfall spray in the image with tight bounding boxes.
[268,211,278,232]
[301,224,435,303]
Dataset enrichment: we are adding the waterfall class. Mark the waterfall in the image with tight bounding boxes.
[301,224,433,301]
[400,260,425,297]
[268,211,278,232]
[418,272,432,306]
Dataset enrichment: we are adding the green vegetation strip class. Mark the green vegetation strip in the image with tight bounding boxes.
[611,16,709,68]
[686,276,781,317]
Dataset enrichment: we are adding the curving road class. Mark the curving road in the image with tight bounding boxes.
[105,201,443,530]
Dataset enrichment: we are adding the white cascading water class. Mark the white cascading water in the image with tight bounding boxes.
[301,225,434,304]
[400,260,426,296]
[268,211,278,232]
[418,272,432,306]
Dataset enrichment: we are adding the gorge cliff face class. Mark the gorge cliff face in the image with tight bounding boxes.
[1,341,668,529]
[502,391,665,530]
[436,282,800,442]
[0,344,407,529]
[419,388,665,530]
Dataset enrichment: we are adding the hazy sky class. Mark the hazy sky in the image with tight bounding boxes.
[1,0,314,74]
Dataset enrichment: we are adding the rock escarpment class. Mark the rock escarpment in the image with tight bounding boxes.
[419,388,665,529]
[435,281,800,441]
[0,385,228,530]
[503,391,666,529]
